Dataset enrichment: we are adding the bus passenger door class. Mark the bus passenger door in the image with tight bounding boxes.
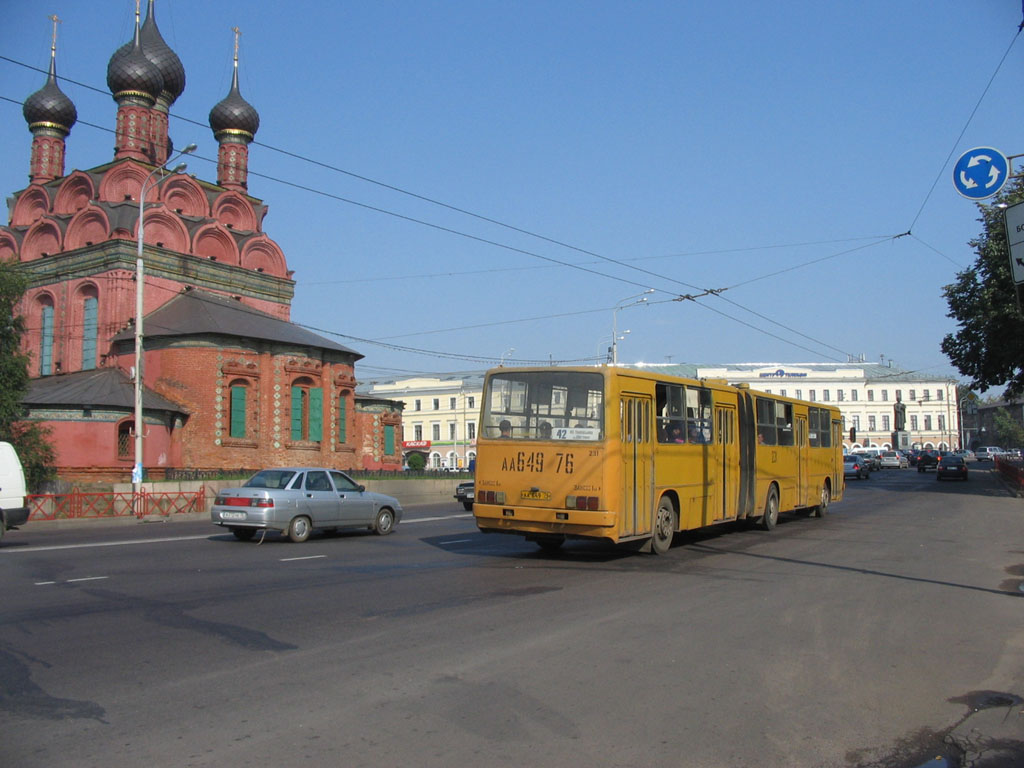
[620,394,652,539]
[796,415,808,506]
[714,405,737,521]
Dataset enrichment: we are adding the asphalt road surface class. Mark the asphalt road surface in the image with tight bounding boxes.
[2,466,1023,768]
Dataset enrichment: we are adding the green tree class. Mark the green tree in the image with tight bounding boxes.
[993,408,1024,449]
[942,175,1024,398]
[406,452,426,471]
[0,259,55,491]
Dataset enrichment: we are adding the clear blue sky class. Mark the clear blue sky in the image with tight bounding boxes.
[3,1,1023,382]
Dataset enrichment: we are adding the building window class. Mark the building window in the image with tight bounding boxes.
[82,293,98,371]
[909,390,916,401]
[432,423,440,441]
[937,389,944,401]
[809,390,816,402]
[414,424,423,440]
[414,399,421,411]
[882,415,890,431]
[433,398,440,410]
[291,377,322,442]
[450,397,457,410]
[468,396,475,409]
[851,390,858,402]
[911,415,918,430]
[938,415,945,430]
[384,424,396,454]
[852,415,860,429]
[795,390,802,400]
[337,395,347,443]
[882,390,889,402]
[823,390,830,402]
[924,415,932,430]
[923,391,931,402]
[117,421,132,459]
[449,422,457,440]
[229,380,248,438]
[896,390,903,402]
[468,422,476,440]
[780,390,787,398]
[39,298,54,375]
[837,390,845,402]
[868,415,876,430]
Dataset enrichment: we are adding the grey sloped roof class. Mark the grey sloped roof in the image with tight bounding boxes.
[112,290,362,359]
[24,367,188,414]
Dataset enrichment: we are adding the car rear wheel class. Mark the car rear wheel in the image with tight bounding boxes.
[373,507,395,535]
[288,516,311,543]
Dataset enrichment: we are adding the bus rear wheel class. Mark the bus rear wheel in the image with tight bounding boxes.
[814,484,830,517]
[651,497,677,555]
[760,488,779,531]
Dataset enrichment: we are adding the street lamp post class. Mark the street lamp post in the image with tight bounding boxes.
[611,289,654,365]
[134,144,196,506]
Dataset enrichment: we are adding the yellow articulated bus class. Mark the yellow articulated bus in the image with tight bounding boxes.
[473,366,844,554]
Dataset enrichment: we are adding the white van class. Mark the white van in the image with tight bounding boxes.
[0,441,29,540]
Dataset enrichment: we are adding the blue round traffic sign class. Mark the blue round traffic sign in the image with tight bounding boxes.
[953,146,1009,200]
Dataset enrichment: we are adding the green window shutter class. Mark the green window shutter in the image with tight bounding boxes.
[82,297,97,371]
[40,305,53,375]
[337,395,347,443]
[385,424,395,455]
[230,386,247,438]
[308,387,323,441]
[291,386,303,440]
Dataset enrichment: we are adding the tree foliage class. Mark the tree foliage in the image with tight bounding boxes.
[942,176,1024,398]
[0,259,55,491]
[993,408,1024,449]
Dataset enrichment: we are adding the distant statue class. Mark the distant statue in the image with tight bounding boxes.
[893,396,906,431]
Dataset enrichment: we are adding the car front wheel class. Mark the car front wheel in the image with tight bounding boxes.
[373,507,395,535]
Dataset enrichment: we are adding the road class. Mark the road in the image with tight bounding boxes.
[1,467,1023,768]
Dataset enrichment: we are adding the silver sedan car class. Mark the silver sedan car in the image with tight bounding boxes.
[211,467,402,542]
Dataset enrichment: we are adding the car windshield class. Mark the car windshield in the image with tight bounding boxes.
[244,469,298,489]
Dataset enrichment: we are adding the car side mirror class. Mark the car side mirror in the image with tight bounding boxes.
[357,484,365,492]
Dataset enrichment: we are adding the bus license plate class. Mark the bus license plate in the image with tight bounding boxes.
[520,490,551,501]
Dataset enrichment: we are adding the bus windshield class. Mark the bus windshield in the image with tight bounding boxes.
[482,369,604,441]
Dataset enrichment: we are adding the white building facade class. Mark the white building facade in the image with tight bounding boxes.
[365,374,483,469]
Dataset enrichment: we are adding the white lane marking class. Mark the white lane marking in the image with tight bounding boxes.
[5,534,211,554]
[34,581,57,586]
[440,539,472,545]
[280,555,326,562]
[405,513,474,523]
[36,576,109,586]
[6,512,473,554]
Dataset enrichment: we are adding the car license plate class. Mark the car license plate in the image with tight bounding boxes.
[221,511,246,520]
[520,490,551,500]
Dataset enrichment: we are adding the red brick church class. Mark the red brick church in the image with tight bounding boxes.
[1,3,403,483]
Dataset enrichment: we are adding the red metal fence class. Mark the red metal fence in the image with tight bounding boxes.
[27,487,207,521]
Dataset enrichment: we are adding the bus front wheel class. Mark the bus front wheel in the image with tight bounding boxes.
[651,497,677,555]
[760,488,779,531]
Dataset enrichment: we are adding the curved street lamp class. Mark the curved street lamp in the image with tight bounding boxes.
[134,143,197,505]
[610,289,654,364]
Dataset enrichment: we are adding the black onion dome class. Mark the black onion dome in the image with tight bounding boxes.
[107,23,163,103]
[139,0,185,105]
[23,55,77,131]
[209,66,259,138]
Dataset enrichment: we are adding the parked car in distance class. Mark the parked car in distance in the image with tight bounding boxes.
[936,454,969,481]
[853,451,881,471]
[844,454,870,480]
[916,450,940,471]
[975,446,1004,461]
[953,449,976,462]
[211,467,402,542]
[880,450,908,469]
[454,480,475,511]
